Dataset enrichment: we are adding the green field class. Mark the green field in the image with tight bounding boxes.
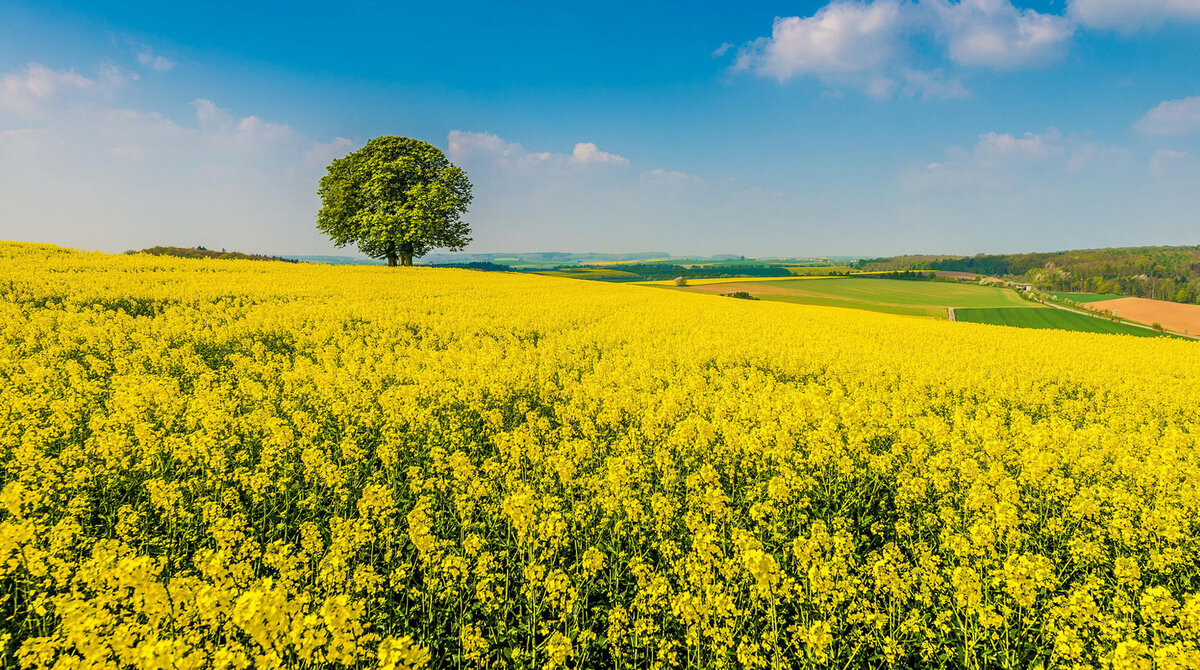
[755,294,945,318]
[1046,291,1123,303]
[955,307,1168,337]
[660,277,1176,336]
[747,278,1031,309]
[537,267,639,279]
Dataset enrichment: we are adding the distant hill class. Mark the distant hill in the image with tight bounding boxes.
[857,245,1200,304]
[128,246,299,263]
[286,255,386,265]
[418,251,672,266]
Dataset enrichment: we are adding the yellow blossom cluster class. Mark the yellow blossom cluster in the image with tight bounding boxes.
[1,241,1199,668]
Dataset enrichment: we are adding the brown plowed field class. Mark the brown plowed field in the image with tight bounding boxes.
[1083,297,1200,335]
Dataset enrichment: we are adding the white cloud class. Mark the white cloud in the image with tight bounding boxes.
[447,130,628,171]
[444,130,787,253]
[1069,0,1200,31]
[734,2,906,81]
[897,67,972,100]
[733,0,1074,97]
[0,61,353,254]
[1135,97,1200,136]
[901,128,1130,190]
[0,63,126,116]
[927,0,1074,69]
[137,47,175,72]
[1150,149,1200,178]
[305,137,355,167]
[570,142,629,166]
[640,168,707,186]
[973,129,1059,163]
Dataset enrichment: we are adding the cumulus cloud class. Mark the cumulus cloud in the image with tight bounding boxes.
[897,67,972,100]
[1135,97,1200,136]
[733,2,905,81]
[731,0,1073,97]
[928,0,1075,69]
[569,142,629,166]
[304,137,356,167]
[447,130,628,171]
[1150,149,1200,178]
[0,63,126,116]
[0,61,355,254]
[137,47,175,72]
[901,128,1130,190]
[443,130,787,253]
[1069,0,1200,31]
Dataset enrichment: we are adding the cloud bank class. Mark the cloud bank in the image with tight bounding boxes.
[730,0,1200,97]
[1069,0,1200,31]
[731,0,1074,98]
[0,61,353,254]
[1136,97,1200,136]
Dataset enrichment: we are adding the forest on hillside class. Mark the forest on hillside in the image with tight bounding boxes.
[857,246,1200,304]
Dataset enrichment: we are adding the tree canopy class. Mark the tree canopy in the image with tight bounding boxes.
[317,136,472,266]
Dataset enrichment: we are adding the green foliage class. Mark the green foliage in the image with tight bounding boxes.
[857,270,935,281]
[720,291,758,300]
[317,136,472,266]
[536,268,641,280]
[1045,292,1123,304]
[126,246,298,263]
[858,246,1200,304]
[784,265,856,276]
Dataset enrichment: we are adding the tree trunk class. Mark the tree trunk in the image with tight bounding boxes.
[400,241,414,267]
[386,253,398,267]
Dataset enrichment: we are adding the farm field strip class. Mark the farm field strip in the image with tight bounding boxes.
[754,293,947,318]
[660,278,1032,315]
[659,278,1173,336]
[1046,292,1123,303]
[953,306,1171,337]
[636,271,912,286]
[1083,296,1200,336]
[738,278,1032,309]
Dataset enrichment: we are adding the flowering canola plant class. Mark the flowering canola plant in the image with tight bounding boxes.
[1,241,1199,669]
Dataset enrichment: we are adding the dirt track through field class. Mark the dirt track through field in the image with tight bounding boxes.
[1083,297,1200,336]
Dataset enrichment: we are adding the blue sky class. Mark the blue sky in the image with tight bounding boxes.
[1,1,1199,257]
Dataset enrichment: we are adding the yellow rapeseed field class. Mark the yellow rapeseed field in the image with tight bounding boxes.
[2,241,1199,669]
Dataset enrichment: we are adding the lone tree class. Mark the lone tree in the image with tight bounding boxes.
[317,136,472,266]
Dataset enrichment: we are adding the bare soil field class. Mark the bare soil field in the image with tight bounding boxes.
[1083,297,1200,335]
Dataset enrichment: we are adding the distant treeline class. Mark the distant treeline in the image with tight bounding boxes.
[421,251,672,265]
[857,246,1200,304]
[127,246,299,263]
[426,262,512,272]
[859,270,935,281]
[626,264,793,280]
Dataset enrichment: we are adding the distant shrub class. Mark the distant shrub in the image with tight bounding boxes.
[720,291,757,300]
[673,276,687,286]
